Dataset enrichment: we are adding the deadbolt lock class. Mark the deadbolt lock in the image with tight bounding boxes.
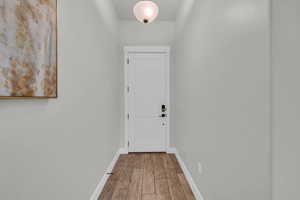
[161,105,167,112]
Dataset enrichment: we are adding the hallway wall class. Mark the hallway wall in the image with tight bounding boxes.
[172,0,271,200]
[272,1,300,200]
[0,0,121,200]
[120,20,175,46]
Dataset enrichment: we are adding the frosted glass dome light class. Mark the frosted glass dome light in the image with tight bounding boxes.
[133,1,159,24]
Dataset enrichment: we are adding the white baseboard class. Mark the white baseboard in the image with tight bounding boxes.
[90,149,122,200]
[167,147,177,154]
[173,148,205,200]
[119,147,174,154]
[118,148,128,154]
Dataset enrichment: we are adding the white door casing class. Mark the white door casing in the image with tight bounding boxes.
[124,47,170,153]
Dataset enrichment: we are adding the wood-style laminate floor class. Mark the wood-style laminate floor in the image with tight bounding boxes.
[98,153,196,200]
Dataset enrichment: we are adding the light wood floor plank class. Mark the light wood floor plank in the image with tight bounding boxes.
[162,154,175,169]
[155,179,171,200]
[133,153,145,169]
[169,154,184,174]
[157,194,172,200]
[162,154,187,200]
[98,177,116,200]
[142,153,155,194]
[112,188,128,200]
[178,174,196,200]
[112,155,130,184]
[153,153,167,180]
[142,194,157,200]
[167,176,187,200]
[127,169,143,200]
[111,161,131,199]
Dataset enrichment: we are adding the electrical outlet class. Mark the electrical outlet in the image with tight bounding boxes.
[198,162,203,175]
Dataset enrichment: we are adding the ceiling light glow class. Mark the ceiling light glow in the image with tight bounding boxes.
[134,1,159,24]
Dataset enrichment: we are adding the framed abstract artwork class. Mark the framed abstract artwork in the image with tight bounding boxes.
[0,0,57,98]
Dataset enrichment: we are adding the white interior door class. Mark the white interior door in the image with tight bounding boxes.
[126,51,169,152]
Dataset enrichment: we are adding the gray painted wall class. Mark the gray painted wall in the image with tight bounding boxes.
[272,1,300,200]
[120,20,175,46]
[0,0,121,199]
[173,0,271,200]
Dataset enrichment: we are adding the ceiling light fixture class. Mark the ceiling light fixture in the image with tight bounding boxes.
[133,1,159,24]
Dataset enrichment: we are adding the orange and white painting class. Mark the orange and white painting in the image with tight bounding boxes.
[0,0,57,98]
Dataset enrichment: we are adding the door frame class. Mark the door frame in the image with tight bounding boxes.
[124,46,170,153]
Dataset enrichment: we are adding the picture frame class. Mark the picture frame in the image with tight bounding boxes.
[0,0,58,99]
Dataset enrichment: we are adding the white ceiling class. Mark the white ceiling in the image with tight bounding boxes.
[112,0,181,21]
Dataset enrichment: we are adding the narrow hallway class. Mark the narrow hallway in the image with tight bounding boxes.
[1,1,300,200]
[99,153,195,200]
